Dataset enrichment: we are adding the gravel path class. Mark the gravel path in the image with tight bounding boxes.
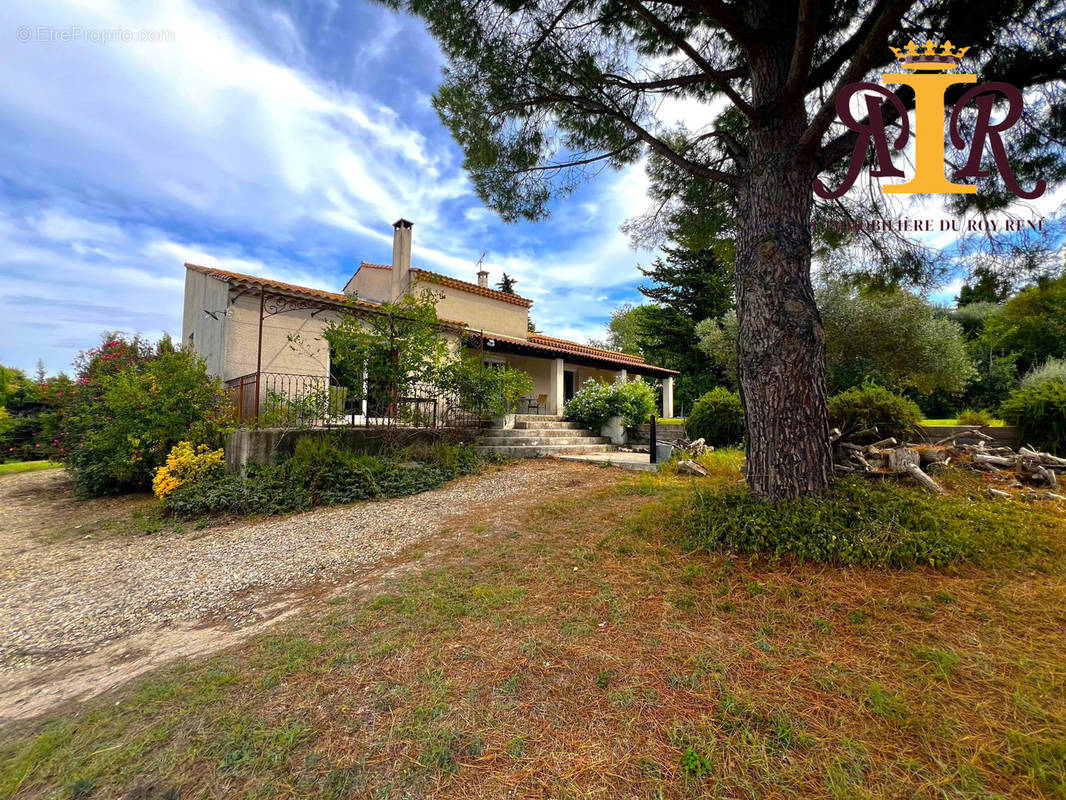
[0,461,595,675]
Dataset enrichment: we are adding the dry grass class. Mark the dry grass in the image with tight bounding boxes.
[2,460,1065,799]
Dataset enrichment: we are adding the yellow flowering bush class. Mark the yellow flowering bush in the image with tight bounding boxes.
[153,441,225,498]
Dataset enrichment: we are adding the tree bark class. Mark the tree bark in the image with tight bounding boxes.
[734,32,833,500]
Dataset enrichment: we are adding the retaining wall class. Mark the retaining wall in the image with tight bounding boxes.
[225,427,477,473]
[916,425,1019,448]
[629,423,687,444]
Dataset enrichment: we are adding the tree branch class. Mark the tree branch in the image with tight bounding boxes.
[503,138,641,173]
[532,86,742,187]
[798,0,914,154]
[691,0,760,53]
[783,0,821,103]
[806,0,893,90]
[602,69,746,92]
[620,0,757,119]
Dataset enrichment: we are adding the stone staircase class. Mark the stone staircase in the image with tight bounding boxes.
[476,414,617,458]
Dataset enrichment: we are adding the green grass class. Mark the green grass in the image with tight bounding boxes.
[2,464,1065,799]
[0,460,60,475]
[675,466,1052,568]
[656,417,685,425]
[921,418,1006,426]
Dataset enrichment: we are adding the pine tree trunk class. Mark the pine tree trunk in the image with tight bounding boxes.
[734,40,832,500]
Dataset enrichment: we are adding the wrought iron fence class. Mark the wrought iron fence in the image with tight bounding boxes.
[224,372,489,430]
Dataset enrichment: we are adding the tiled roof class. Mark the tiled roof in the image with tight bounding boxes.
[185,263,468,327]
[359,262,534,308]
[471,332,678,376]
[528,333,648,364]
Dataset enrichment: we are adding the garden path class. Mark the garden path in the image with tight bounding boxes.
[0,460,618,722]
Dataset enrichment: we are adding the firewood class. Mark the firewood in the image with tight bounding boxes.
[905,463,944,494]
[972,453,1015,468]
[886,447,920,473]
[869,437,897,449]
[851,453,874,472]
[1034,465,1058,488]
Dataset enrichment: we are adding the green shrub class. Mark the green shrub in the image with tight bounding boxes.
[163,442,483,517]
[678,475,1044,568]
[956,409,994,426]
[163,464,311,517]
[564,378,657,431]
[827,382,922,440]
[1020,357,1066,390]
[685,388,744,446]
[60,335,233,496]
[439,356,535,417]
[1001,381,1066,454]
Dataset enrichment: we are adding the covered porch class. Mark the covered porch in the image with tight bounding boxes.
[463,331,678,417]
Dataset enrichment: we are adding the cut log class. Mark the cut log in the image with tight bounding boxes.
[870,437,898,449]
[676,460,708,477]
[1035,465,1058,488]
[972,453,1015,468]
[905,463,944,494]
[887,447,921,473]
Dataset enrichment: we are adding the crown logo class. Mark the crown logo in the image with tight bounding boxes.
[890,40,970,71]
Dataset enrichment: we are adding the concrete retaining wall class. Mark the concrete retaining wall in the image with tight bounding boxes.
[225,427,477,473]
[629,423,686,444]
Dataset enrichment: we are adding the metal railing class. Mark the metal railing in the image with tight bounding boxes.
[224,372,488,430]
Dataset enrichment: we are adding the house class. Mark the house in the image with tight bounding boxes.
[182,219,677,420]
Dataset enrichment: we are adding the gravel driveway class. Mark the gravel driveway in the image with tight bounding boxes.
[0,460,609,720]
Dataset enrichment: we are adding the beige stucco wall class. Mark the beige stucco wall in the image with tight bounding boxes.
[343,267,394,304]
[425,281,529,339]
[343,265,530,339]
[182,270,229,377]
[222,294,342,381]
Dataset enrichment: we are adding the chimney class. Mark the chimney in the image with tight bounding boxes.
[390,218,413,301]
[477,268,489,288]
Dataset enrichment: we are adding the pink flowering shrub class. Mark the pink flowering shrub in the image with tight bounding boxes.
[60,334,234,496]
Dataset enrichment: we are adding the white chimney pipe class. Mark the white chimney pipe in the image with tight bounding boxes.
[391,218,413,301]
[477,269,489,288]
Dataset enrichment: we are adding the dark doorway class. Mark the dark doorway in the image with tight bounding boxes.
[563,369,576,403]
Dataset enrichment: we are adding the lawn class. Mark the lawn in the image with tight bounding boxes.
[0,461,60,476]
[922,418,1007,426]
[2,458,1065,798]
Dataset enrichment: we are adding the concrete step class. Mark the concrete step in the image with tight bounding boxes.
[514,420,586,430]
[485,428,599,439]
[478,435,610,446]
[477,443,618,458]
[513,414,565,422]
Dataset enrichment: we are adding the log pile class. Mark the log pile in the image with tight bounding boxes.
[830,426,1066,499]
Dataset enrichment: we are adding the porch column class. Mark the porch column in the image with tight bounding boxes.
[549,357,565,414]
[663,376,674,419]
[615,369,627,383]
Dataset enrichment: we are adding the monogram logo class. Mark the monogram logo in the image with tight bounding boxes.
[814,41,1046,199]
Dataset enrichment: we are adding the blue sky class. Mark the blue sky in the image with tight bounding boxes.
[0,0,661,373]
[1,0,1063,374]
